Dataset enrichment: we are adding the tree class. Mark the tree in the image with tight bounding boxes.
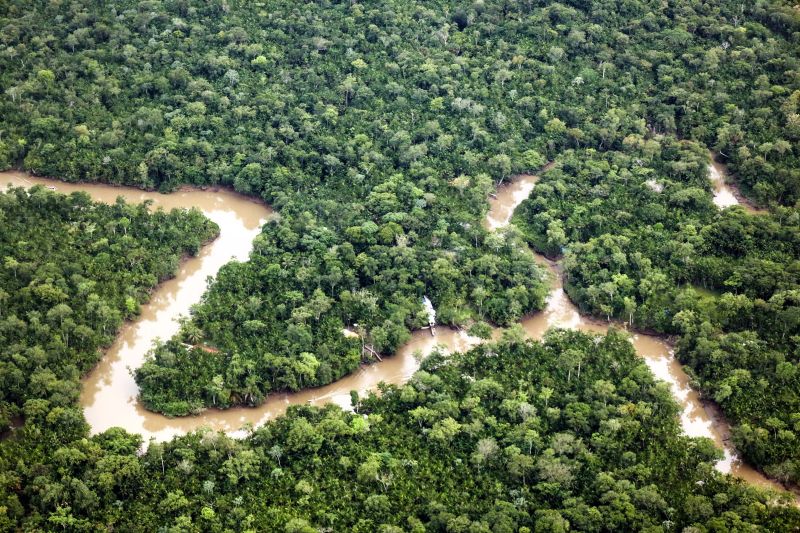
[286,418,324,455]
[472,437,499,469]
[539,387,554,408]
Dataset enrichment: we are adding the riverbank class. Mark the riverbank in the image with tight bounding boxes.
[0,170,274,440]
[708,152,768,215]
[490,166,797,500]
[1,166,795,502]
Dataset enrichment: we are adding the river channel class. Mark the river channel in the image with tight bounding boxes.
[0,162,791,498]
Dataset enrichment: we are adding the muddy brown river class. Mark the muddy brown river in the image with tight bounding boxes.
[0,165,792,498]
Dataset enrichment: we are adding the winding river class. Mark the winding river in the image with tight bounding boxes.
[0,164,792,498]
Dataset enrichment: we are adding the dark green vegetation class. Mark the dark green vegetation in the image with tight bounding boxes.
[134,220,545,415]
[516,143,800,485]
[0,185,218,431]
[2,0,797,416]
[2,0,555,411]
[3,331,800,530]
[1,0,800,528]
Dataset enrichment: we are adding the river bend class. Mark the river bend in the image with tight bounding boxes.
[0,163,790,497]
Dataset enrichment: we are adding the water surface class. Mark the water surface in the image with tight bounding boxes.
[1,168,792,499]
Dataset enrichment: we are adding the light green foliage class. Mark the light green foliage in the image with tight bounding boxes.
[0,0,799,528]
[0,187,217,424]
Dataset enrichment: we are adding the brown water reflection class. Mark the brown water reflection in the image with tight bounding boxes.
[1,168,792,499]
[487,169,790,495]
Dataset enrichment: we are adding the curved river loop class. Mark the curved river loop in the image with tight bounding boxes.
[0,158,794,500]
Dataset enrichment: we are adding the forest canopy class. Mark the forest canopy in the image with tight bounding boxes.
[2,0,799,415]
[1,0,800,529]
[513,142,800,485]
[0,185,218,429]
[4,329,800,530]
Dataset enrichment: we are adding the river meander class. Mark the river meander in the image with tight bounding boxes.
[1,163,793,499]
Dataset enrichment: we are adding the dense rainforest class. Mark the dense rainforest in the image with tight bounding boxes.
[1,0,800,529]
[4,328,800,530]
[1,0,554,415]
[0,185,218,431]
[1,0,798,417]
[514,144,800,486]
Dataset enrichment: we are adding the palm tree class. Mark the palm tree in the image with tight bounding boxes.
[183,323,203,344]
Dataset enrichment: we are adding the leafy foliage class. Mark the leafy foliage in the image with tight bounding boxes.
[516,144,800,484]
[4,0,799,413]
[3,331,799,530]
[0,185,218,428]
[1,0,800,527]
